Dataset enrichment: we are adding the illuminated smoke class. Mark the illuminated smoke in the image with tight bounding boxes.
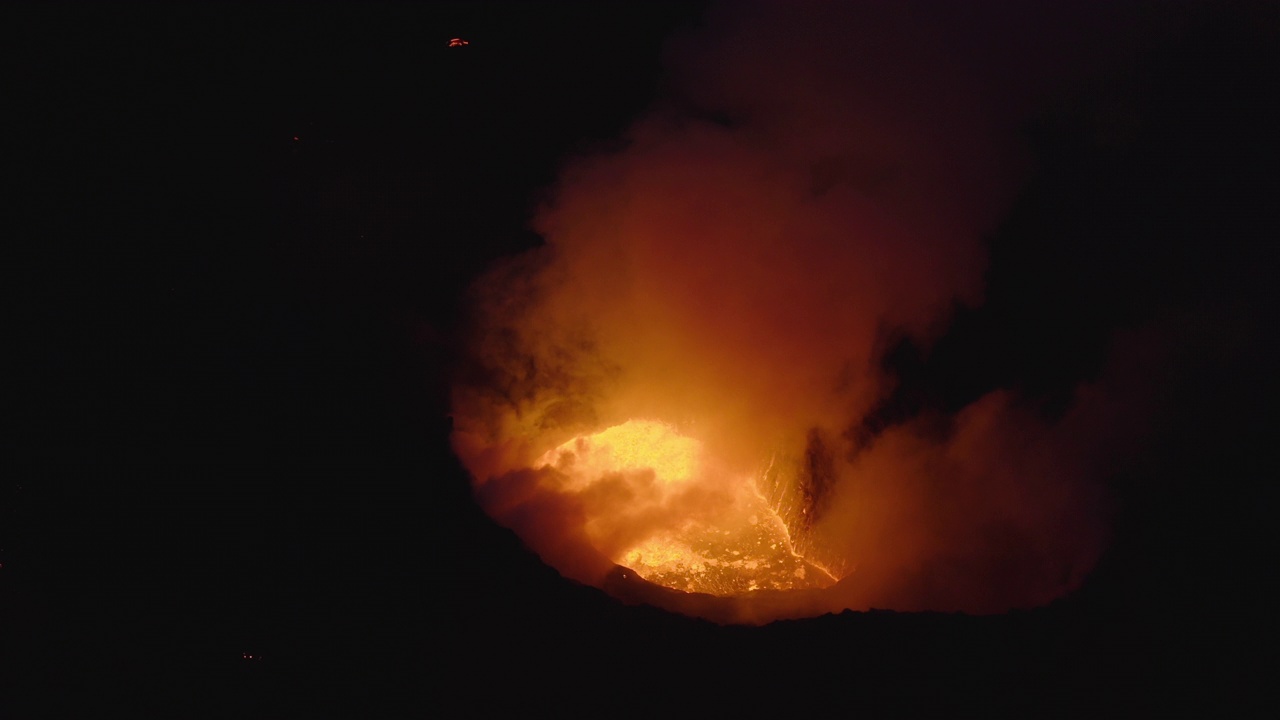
[450,1,1153,622]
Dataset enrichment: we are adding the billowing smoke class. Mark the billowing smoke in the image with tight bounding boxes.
[451,1,1158,622]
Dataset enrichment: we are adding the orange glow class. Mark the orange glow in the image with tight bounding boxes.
[538,419,699,488]
[533,420,840,595]
[447,38,470,47]
[449,3,1140,624]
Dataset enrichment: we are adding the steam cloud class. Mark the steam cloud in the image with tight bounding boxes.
[451,1,1156,622]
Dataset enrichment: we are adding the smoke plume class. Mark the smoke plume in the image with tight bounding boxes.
[451,1,1158,622]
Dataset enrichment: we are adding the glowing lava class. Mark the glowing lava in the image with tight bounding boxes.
[535,419,840,595]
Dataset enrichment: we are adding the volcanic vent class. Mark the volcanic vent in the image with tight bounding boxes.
[534,419,844,595]
[450,2,1129,622]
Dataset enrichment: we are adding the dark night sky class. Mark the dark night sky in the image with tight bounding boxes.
[4,1,1277,716]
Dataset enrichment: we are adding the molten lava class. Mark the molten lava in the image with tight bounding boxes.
[535,419,841,595]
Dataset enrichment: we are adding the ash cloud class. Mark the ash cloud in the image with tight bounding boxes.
[452,1,1170,621]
